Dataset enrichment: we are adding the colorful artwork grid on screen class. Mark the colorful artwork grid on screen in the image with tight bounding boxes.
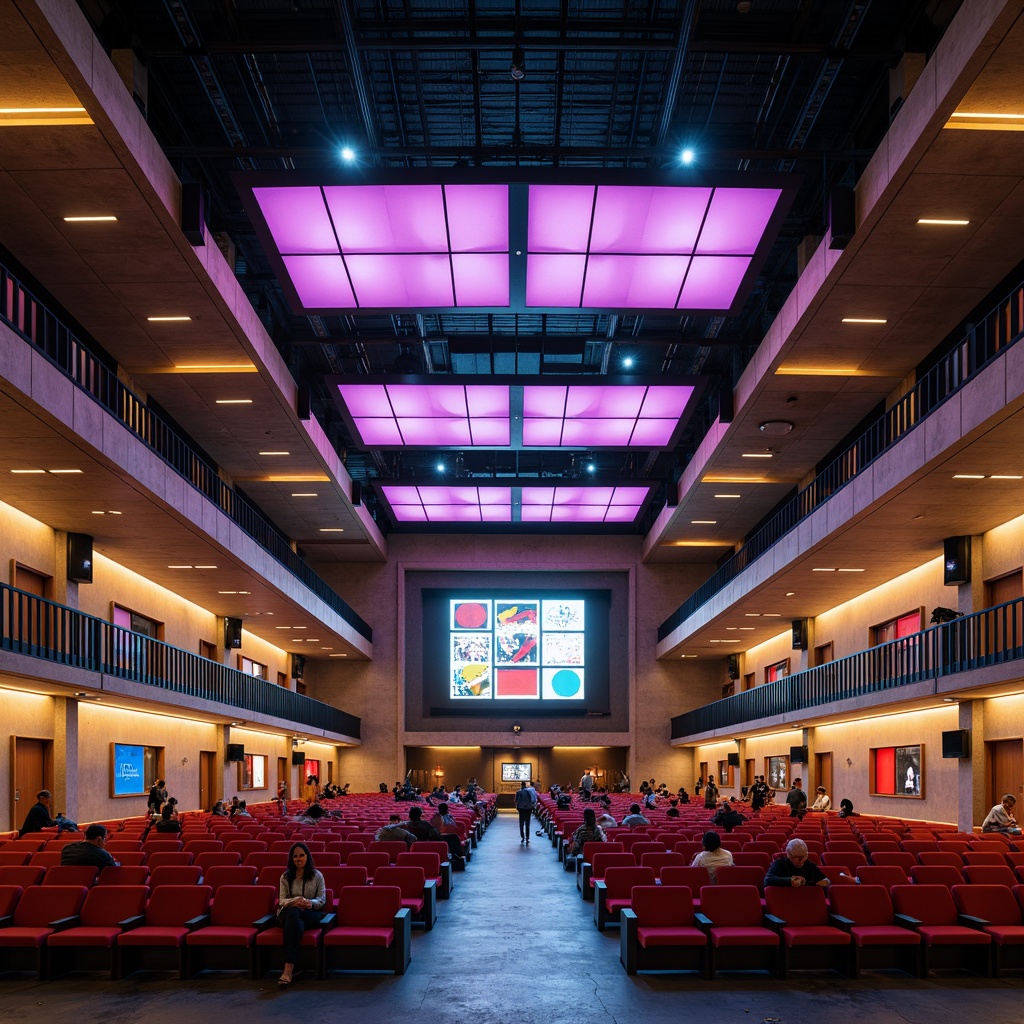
[449,598,585,700]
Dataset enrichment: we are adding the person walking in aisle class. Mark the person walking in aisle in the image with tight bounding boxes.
[515,780,537,845]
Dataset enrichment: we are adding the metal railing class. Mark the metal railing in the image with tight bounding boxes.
[659,282,1024,642]
[0,259,371,643]
[671,598,1024,738]
[0,582,360,738]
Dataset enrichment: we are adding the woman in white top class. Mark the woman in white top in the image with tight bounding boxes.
[277,843,327,987]
[810,786,831,812]
[690,830,734,884]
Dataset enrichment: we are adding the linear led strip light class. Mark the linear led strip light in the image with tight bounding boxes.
[336,382,694,449]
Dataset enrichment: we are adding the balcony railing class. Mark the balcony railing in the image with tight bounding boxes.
[659,281,1024,642]
[670,598,1024,738]
[0,259,371,643]
[0,582,361,738]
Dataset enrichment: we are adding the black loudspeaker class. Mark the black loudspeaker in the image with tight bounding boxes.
[291,750,307,766]
[224,617,243,649]
[727,752,740,767]
[67,532,94,584]
[941,728,971,759]
[297,384,311,421]
[351,481,362,506]
[291,654,305,680]
[718,386,734,424]
[943,535,971,585]
[226,743,244,762]
[792,618,808,651]
[181,182,206,246]
[789,745,808,764]
[829,186,856,249]
[727,654,740,680]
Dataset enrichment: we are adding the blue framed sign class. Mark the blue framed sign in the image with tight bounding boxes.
[111,743,146,797]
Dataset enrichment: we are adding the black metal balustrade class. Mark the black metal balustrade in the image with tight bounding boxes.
[0,582,360,738]
[659,282,1024,642]
[0,260,371,643]
[671,598,1024,738]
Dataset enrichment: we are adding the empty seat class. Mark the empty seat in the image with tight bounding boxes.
[194,852,242,872]
[0,885,88,978]
[953,883,1024,975]
[963,865,1017,888]
[890,884,990,976]
[909,865,962,889]
[619,885,706,976]
[321,885,411,976]
[150,865,204,889]
[320,866,370,911]
[764,885,851,978]
[698,884,779,979]
[116,885,213,979]
[96,865,150,887]
[918,852,964,868]
[184,884,276,977]
[396,851,448,900]
[373,865,436,931]
[594,866,656,931]
[856,865,909,889]
[0,866,45,889]
[202,865,257,891]
[828,884,921,977]
[581,852,636,902]
[347,851,390,875]
[41,865,98,888]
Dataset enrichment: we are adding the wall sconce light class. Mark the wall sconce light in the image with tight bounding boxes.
[433,764,444,779]
[512,721,523,735]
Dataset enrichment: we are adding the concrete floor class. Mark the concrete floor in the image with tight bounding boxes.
[3,811,1023,1024]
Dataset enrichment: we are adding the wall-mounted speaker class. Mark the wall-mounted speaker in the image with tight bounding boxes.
[224,616,243,649]
[291,654,305,680]
[792,618,809,651]
[718,386,734,424]
[351,481,362,506]
[291,749,307,766]
[828,186,856,249]
[943,535,971,586]
[727,654,740,680]
[226,743,244,762]
[297,384,311,421]
[727,752,740,767]
[181,182,206,246]
[789,745,808,764]
[664,481,679,508]
[941,728,971,759]
[67,532,94,584]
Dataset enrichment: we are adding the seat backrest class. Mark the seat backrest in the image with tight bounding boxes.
[203,865,257,891]
[222,840,267,856]
[145,851,194,869]
[182,840,223,855]
[209,884,276,925]
[0,852,31,867]
[580,841,608,864]
[824,841,863,852]
[396,852,441,877]
[367,841,410,863]
[963,851,1009,866]
[0,865,46,888]
[326,841,365,861]
[142,839,183,853]
[194,852,241,871]
[952,883,1023,925]
[590,852,636,878]
[631,884,694,926]
[744,841,783,856]
[42,864,99,887]
[731,852,771,870]
[900,840,938,855]
[29,851,62,868]
[699,884,765,927]
[321,866,369,892]
[856,865,907,889]
[962,865,1017,887]
[630,842,665,859]
[715,865,765,891]
[410,840,451,860]
[372,865,425,897]
[144,884,213,926]
[829,884,894,925]
[871,852,916,873]
[348,851,390,873]
[909,865,962,889]
[660,865,711,890]
[0,884,23,917]
[821,851,867,869]
[639,852,685,873]
[78,884,149,926]
[337,884,401,927]
[918,851,963,868]
[891,883,957,924]
[935,841,971,855]
[97,865,150,887]
[13,884,88,927]
[149,865,203,888]
[764,884,828,925]
[243,852,288,870]
[602,866,656,897]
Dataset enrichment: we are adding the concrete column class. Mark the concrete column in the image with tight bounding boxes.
[52,696,79,820]
[803,726,815,793]
[958,699,985,833]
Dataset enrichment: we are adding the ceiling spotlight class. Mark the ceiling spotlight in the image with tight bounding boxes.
[680,148,695,165]
[510,44,526,82]
[340,146,356,163]
[586,462,596,474]
[436,461,446,473]
[758,420,794,436]
[622,356,634,369]
[512,721,523,734]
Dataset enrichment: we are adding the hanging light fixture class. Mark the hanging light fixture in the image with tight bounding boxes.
[510,43,526,82]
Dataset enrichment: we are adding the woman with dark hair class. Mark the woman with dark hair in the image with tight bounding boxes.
[276,842,326,987]
[690,830,734,884]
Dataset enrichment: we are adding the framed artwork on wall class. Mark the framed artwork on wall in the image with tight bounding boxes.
[767,755,788,792]
[871,744,923,798]
[239,753,267,791]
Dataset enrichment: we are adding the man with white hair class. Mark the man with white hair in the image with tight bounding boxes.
[764,838,829,888]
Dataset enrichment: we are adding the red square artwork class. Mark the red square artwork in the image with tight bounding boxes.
[496,668,539,697]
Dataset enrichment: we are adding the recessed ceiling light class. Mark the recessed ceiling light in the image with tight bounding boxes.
[837,568,865,572]
[714,494,741,499]
[259,451,290,456]
[785,592,795,597]
[758,420,794,436]
[108,510,122,515]
[762,613,781,618]
[690,520,717,524]
[1,106,86,114]
[63,215,117,222]
[168,565,193,569]
[194,565,218,569]
[10,469,45,474]
[48,469,82,474]
[741,453,773,458]
[917,218,969,226]
[726,627,737,631]
[176,363,256,371]
[812,568,836,572]
[215,399,252,405]
[329,653,348,657]
[319,528,345,533]
[146,316,192,322]
[952,474,984,479]
[841,317,888,324]
[744,613,760,617]
[991,475,1023,480]
[292,492,318,498]
[739,627,755,631]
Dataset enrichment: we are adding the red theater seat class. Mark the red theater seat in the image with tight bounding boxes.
[764,885,851,978]
[321,885,411,976]
[619,885,706,976]
[116,884,213,979]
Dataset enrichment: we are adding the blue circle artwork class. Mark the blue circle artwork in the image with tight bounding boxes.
[550,669,581,697]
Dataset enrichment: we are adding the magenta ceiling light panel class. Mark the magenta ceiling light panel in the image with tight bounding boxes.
[254,186,338,254]
[518,485,650,524]
[697,188,782,255]
[589,186,712,252]
[445,184,509,251]
[381,485,513,523]
[678,255,751,309]
[281,255,356,308]
[452,253,509,306]
[324,184,449,252]
[582,254,691,308]
[527,185,595,251]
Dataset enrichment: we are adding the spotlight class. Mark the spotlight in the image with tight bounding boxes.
[681,148,695,165]
[586,462,596,474]
[436,461,446,473]
[340,146,356,163]
[510,44,526,82]
[622,356,634,369]
[512,721,523,735]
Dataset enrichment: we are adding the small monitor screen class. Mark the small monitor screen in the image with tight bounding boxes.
[502,762,533,782]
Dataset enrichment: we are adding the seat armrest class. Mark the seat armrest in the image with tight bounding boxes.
[892,913,920,930]
[620,908,638,923]
[763,914,786,932]
[185,914,209,931]
[49,915,79,932]
[253,913,275,930]
[829,914,854,931]
[693,911,713,933]
[958,914,989,929]
[118,914,145,930]
[0,915,12,928]
[318,912,336,932]
[423,879,437,894]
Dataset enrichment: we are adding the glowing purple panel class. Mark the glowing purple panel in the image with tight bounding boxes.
[556,486,614,505]
[396,418,472,445]
[604,505,641,522]
[552,504,605,523]
[426,504,482,522]
[560,419,635,446]
[345,254,454,306]
[353,418,404,445]
[521,487,556,505]
[521,505,552,522]
[445,185,509,252]
[677,256,750,310]
[481,505,512,522]
[697,188,782,255]
[382,486,421,504]
[388,385,467,417]
[589,186,711,253]
[466,386,510,417]
[522,419,564,446]
[628,419,680,446]
[610,486,651,505]
[564,386,645,419]
[526,254,586,307]
[523,386,566,418]
[468,419,511,446]
[478,487,512,505]
[528,185,595,252]
[391,505,428,522]
[254,187,337,254]
[582,255,689,308]
[416,486,474,505]
[452,254,509,306]
[282,255,356,307]
[324,185,448,253]
[338,384,390,417]
[640,386,694,418]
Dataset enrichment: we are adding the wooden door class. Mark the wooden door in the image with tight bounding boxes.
[199,750,216,813]
[12,736,50,830]
[745,758,755,789]
[988,739,1023,806]
[816,751,833,803]
[986,571,1023,656]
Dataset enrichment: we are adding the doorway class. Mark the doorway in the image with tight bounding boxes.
[12,736,52,830]
[816,751,833,804]
[987,739,1023,806]
[199,751,217,813]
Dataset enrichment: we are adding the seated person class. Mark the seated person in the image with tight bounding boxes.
[339,782,351,796]
[982,794,1021,834]
[690,830,733,883]
[429,802,467,867]
[210,800,229,816]
[837,798,857,818]
[620,803,650,828]
[300,801,328,822]
[375,814,416,847]
[810,786,831,812]
[60,824,119,869]
[712,800,747,832]
[764,838,829,888]
[19,789,58,837]
[155,805,182,833]
[233,799,252,818]
[665,798,680,818]
[570,808,606,856]
[402,805,443,842]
